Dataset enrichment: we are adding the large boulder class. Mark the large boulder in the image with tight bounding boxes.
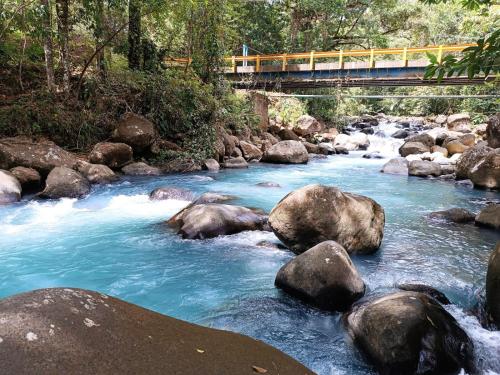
[302,142,320,154]
[0,288,314,375]
[76,161,119,185]
[112,113,156,152]
[223,156,248,169]
[392,129,409,139]
[275,241,365,311]
[122,162,162,176]
[167,204,268,239]
[486,113,500,148]
[293,115,324,136]
[447,113,471,133]
[446,140,469,156]
[486,242,500,327]
[201,158,220,171]
[0,169,22,204]
[262,132,279,145]
[408,160,442,177]
[428,208,475,223]
[456,144,493,179]
[40,167,90,199]
[89,142,133,169]
[399,142,430,157]
[469,149,500,189]
[262,141,308,164]
[239,141,263,161]
[475,204,500,230]
[345,292,474,375]
[9,166,41,192]
[268,184,384,254]
[278,128,301,141]
[381,158,409,175]
[0,137,78,175]
[405,133,435,148]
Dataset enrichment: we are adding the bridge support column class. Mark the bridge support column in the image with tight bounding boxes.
[250,92,269,132]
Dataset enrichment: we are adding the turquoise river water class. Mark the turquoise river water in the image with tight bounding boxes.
[0,125,499,374]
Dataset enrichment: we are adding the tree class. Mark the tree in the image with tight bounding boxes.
[55,0,70,92]
[128,0,141,69]
[40,0,56,92]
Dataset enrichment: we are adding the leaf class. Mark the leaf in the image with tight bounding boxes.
[252,365,268,373]
[426,52,437,64]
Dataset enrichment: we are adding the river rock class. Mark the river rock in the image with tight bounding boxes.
[475,204,500,230]
[122,162,162,176]
[0,288,313,375]
[89,142,133,169]
[446,140,469,156]
[278,128,301,141]
[469,149,500,189]
[317,142,335,155]
[202,158,220,171]
[293,115,324,136]
[76,161,119,184]
[256,182,281,188]
[149,187,195,201]
[268,184,384,254]
[428,208,475,223]
[239,141,263,161]
[406,133,435,148]
[223,156,248,168]
[0,137,78,175]
[447,113,471,132]
[396,283,450,305]
[486,113,500,148]
[456,144,493,179]
[193,192,237,204]
[262,141,308,164]
[345,291,474,375]
[459,133,476,147]
[0,169,22,204]
[9,166,41,192]
[408,160,442,177]
[435,114,447,124]
[167,204,268,239]
[399,142,430,157]
[392,129,409,139]
[262,132,279,145]
[160,158,201,174]
[431,145,448,157]
[112,113,156,152]
[40,167,90,199]
[276,241,364,311]
[486,242,500,326]
[362,152,383,159]
[381,158,409,175]
[302,142,320,154]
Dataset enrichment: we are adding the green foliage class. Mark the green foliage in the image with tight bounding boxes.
[220,91,260,134]
[269,97,307,127]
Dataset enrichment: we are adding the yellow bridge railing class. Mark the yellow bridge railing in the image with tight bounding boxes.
[165,44,475,72]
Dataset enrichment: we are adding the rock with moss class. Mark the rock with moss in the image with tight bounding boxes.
[76,161,119,185]
[40,167,90,199]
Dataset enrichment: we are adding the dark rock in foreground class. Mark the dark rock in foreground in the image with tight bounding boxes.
[345,291,474,375]
[396,283,451,305]
[486,242,500,327]
[0,288,313,375]
[428,208,475,224]
[276,241,365,311]
[167,204,268,239]
[269,184,385,254]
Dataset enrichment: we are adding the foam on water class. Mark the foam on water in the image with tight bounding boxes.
[0,124,498,374]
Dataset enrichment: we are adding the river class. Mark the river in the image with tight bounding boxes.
[0,122,499,374]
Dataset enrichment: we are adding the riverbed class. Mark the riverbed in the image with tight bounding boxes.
[0,124,499,374]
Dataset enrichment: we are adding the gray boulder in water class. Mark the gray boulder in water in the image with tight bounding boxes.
[0,288,314,375]
[475,204,500,230]
[223,156,248,169]
[345,291,474,375]
[76,161,119,185]
[262,141,309,164]
[167,204,268,239]
[396,283,450,305]
[469,149,500,190]
[275,241,365,311]
[486,242,500,327]
[428,208,475,224]
[399,142,430,157]
[122,162,162,176]
[268,184,384,254]
[0,169,22,204]
[40,167,90,199]
[408,160,442,177]
[381,158,409,175]
[149,187,195,201]
[455,144,492,180]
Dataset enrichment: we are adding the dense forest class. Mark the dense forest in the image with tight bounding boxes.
[0,0,498,157]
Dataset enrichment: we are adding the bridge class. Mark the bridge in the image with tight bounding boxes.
[167,44,494,89]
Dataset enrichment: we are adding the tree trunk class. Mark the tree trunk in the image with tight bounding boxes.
[128,0,141,70]
[56,0,70,92]
[95,0,106,79]
[40,0,56,92]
